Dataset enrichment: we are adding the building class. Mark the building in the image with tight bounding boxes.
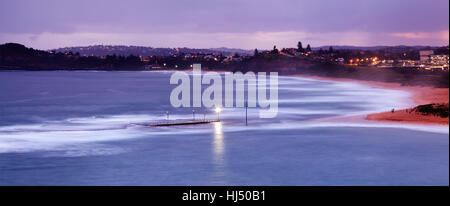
[398,59,420,67]
[419,50,434,62]
[335,57,345,64]
[430,55,449,66]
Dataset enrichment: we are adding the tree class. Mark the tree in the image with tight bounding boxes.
[306,44,312,52]
[254,48,259,56]
[271,45,279,54]
[329,46,334,54]
[297,41,304,52]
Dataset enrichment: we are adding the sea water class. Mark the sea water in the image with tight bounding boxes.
[0,71,448,185]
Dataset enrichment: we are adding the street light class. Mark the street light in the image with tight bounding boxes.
[215,106,222,121]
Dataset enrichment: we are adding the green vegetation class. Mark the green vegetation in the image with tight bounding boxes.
[0,43,143,70]
[413,104,449,118]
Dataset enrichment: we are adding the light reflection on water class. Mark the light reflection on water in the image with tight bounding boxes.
[213,121,224,164]
[211,121,226,184]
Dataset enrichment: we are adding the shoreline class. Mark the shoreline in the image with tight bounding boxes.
[293,74,449,125]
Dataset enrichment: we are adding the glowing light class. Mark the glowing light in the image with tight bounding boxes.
[215,106,222,121]
[215,107,222,114]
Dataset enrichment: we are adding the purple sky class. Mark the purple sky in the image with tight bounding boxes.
[1,0,448,50]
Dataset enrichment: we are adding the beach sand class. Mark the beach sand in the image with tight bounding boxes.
[366,108,449,125]
[293,74,449,125]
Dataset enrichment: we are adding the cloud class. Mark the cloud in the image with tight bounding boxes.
[2,30,448,50]
[391,30,449,41]
[1,0,448,49]
[1,0,449,34]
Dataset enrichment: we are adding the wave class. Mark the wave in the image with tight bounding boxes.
[0,75,446,155]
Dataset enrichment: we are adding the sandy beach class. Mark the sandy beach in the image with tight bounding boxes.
[293,74,449,125]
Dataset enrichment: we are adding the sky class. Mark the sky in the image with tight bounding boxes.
[0,0,449,50]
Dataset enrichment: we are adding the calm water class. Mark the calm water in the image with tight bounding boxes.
[0,71,448,185]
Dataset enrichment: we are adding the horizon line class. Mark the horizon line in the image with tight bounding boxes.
[2,42,449,52]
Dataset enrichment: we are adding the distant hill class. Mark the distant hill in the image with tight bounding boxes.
[0,43,143,70]
[51,44,446,57]
[313,45,440,51]
[208,47,253,55]
[52,45,252,57]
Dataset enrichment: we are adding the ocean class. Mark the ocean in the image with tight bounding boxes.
[0,71,448,185]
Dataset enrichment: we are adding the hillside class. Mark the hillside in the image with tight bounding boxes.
[1,43,448,88]
[52,45,252,57]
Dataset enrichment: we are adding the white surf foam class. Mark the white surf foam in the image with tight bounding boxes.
[0,76,446,155]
